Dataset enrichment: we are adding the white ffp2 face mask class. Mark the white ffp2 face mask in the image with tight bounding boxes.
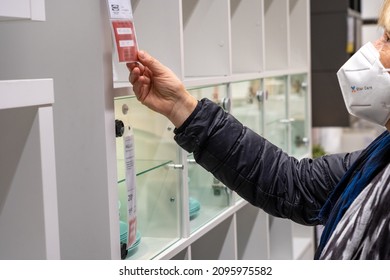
[337,42,390,126]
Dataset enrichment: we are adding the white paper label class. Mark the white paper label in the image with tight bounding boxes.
[124,130,137,248]
[107,0,133,19]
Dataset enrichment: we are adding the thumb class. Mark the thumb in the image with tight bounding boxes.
[137,50,163,73]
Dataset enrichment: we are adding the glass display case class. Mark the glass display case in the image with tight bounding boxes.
[230,79,264,135]
[264,76,288,152]
[289,73,310,158]
[114,96,181,260]
[187,85,232,232]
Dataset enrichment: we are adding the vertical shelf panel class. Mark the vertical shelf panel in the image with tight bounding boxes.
[289,0,309,69]
[236,204,269,259]
[263,0,288,70]
[230,0,264,73]
[191,215,236,259]
[0,106,59,259]
[182,0,230,77]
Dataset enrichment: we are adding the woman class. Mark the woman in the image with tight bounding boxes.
[127,0,390,259]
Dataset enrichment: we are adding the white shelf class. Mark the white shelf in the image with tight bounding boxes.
[0,79,54,109]
[0,0,46,21]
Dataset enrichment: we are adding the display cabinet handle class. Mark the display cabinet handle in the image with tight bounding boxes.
[168,164,184,170]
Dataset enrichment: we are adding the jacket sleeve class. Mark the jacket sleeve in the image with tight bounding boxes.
[174,99,361,225]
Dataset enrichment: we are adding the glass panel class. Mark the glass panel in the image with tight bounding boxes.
[187,85,231,232]
[264,76,288,151]
[187,154,231,233]
[289,74,309,157]
[122,162,181,260]
[115,96,180,260]
[230,79,263,135]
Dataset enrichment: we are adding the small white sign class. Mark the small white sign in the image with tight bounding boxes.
[107,0,133,19]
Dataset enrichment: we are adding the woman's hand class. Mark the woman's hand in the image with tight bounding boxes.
[127,51,197,128]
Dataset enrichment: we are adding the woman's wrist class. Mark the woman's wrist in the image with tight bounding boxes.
[169,91,198,128]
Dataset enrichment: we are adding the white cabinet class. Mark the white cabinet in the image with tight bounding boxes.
[0,79,59,259]
[0,0,46,21]
[113,0,314,260]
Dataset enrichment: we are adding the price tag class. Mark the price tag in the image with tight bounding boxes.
[107,0,138,63]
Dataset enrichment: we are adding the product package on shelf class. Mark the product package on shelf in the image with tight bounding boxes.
[107,0,138,63]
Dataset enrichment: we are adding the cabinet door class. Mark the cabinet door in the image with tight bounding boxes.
[230,79,263,135]
[187,85,232,233]
[289,74,310,157]
[264,76,288,152]
[115,96,181,260]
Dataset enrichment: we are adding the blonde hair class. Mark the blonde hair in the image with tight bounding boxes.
[378,0,390,32]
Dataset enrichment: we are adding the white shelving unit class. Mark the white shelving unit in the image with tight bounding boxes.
[0,79,59,259]
[0,1,59,260]
[0,0,314,260]
[124,0,314,260]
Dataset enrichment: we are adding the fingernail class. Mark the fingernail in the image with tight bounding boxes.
[138,51,145,59]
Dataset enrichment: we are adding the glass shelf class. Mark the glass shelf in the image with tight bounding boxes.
[117,159,173,183]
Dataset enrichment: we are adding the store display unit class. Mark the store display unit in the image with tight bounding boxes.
[113,0,314,260]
